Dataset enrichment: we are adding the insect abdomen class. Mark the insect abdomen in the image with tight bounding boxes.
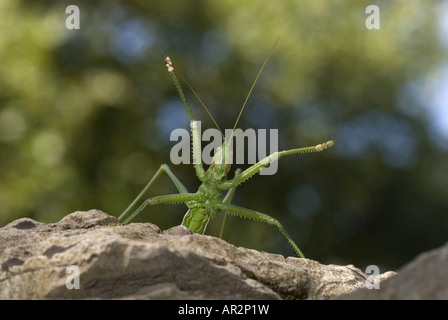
[182,208,210,234]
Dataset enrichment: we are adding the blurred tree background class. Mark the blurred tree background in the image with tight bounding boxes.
[1,0,447,271]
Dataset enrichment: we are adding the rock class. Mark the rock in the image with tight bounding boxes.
[1,210,381,299]
[339,242,448,299]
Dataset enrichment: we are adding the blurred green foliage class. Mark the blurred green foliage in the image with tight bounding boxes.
[1,0,447,270]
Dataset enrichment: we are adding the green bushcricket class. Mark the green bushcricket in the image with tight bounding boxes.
[118,45,334,258]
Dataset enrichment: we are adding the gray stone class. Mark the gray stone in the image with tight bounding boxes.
[339,242,448,299]
[0,210,382,299]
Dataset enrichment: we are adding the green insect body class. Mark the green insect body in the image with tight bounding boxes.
[118,51,334,258]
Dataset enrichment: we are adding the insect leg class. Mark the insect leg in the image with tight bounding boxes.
[219,168,242,239]
[219,141,335,190]
[121,193,198,225]
[217,202,305,258]
[118,164,189,223]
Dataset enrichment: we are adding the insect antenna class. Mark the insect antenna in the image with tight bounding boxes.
[142,45,222,134]
[232,37,280,133]
[177,72,222,134]
[142,45,165,60]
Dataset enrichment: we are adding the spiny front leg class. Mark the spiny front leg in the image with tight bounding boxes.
[219,140,335,190]
[217,202,305,258]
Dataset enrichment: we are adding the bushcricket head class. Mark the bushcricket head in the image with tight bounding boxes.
[209,138,233,181]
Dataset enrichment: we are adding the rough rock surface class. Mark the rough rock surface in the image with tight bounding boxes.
[339,242,448,299]
[1,209,388,300]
